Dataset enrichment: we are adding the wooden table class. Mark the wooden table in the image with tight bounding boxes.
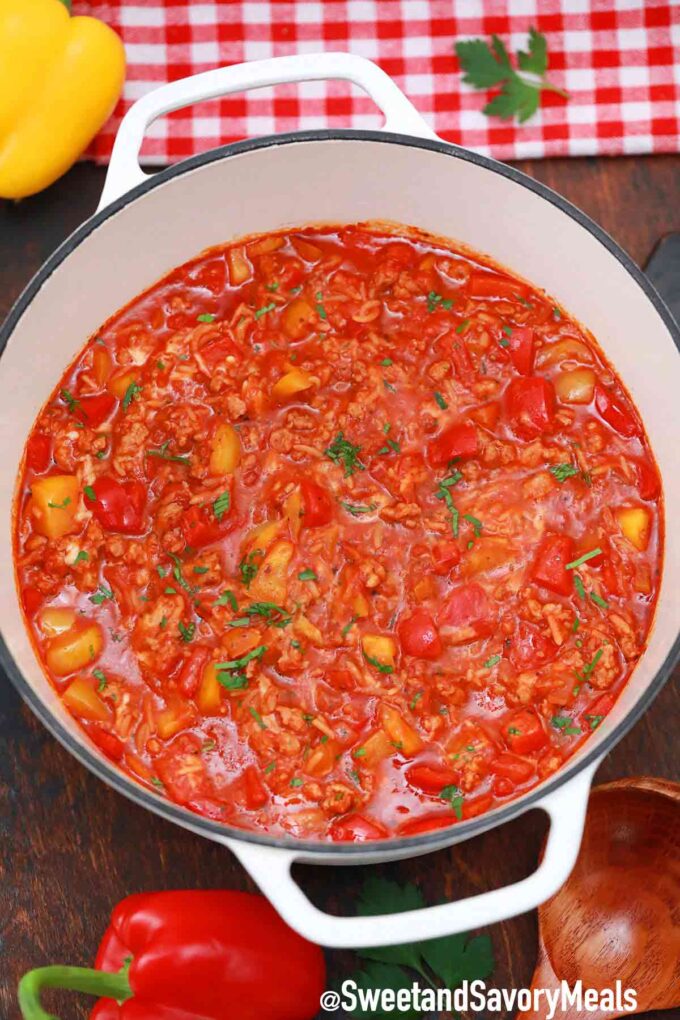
[1,156,678,1020]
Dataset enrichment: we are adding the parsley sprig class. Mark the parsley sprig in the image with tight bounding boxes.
[456,28,568,123]
[342,878,495,1016]
[325,432,365,477]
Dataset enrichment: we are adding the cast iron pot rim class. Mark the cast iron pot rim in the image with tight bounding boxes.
[1,128,678,857]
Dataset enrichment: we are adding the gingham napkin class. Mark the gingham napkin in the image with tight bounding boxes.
[76,0,680,163]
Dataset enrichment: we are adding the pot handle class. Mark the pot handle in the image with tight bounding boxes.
[98,52,436,210]
[222,759,600,948]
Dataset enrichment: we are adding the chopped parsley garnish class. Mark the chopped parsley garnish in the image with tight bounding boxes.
[216,645,267,671]
[553,306,562,320]
[463,513,483,537]
[197,313,216,323]
[363,651,394,675]
[440,784,464,820]
[122,380,142,411]
[341,615,358,638]
[290,777,304,787]
[298,568,317,581]
[93,668,107,692]
[427,291,454,313]
[193,565,209,575]
[378,439,400,455]
[266,282,280,292]
[168,553,195,595]
[502,325,513,337]
[217,672,249,690]
[201,739,217,752]
[434,391,448,410]
[573,573,586,600]
[239,550,262,588]
[340,501,377,517]
[315,291,327,319]
[89,584,114,606]
[383,379,396,393]
[551,715,581,736]
[215,589,238,610]
[324,432,365,476]
[249,707,267,729]
[584,714,604,730]
[48,496,72,509]
[60,388,81,413]
[590,591,609,609]
[574,647,604,684]
[241,602,291,628]
[146,441,191,465]
[178,621,195,643]
[150,777,164,788]
[436,475,461,536]
[410,691,423,710]
[73,550,89,564]
[213,489,231,521]
[498,338,510,348]
[566,548,602,570]
[254,302,276,320]
[379,358,393,367]
[264,761,276,774]
[484,654,501,668]
[84,485,97,501]
[550,463,579,483]
[455,319,470,334]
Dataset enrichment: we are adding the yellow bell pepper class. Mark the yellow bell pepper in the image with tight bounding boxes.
[0,0,125,199]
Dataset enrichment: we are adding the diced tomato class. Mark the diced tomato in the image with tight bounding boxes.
[78,393,116,427]
[88,725,125,762]
[438,583,494,643]
[594,384,639,437]
[405,762,459,794]
[530,534,575,596]
[22,586,44,615]
[508,621,558,670]
[490,752,535,785]
[85,475,147,535]
[504,376,556,439]
[470,272,528,300]
[431,539,460,576]
[398,610,442,660]
[25,432,52,473]
[505,709,548,754]
[300,478,333,527]
[178,646,212,698]
[427,421,478,466]
[191,257,227,294]
[243,765,268,810]
[506,326,535,375]
[632,458,660,501]
[329,814,388,842]
[199,332,242,367]
[326,669,355,692]
[397,813,453,836]
[449,337,475,384]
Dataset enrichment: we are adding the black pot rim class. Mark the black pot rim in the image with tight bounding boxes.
[1,128,678,858]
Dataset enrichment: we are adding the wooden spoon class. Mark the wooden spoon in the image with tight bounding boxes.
[517,777,680,1020]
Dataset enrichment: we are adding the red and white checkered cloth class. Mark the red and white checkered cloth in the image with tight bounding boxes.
[76,0,680,164]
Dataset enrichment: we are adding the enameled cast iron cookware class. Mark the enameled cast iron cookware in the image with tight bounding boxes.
[1,54,678,948]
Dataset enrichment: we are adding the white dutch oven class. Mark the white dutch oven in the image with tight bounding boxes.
[1,54,678,949]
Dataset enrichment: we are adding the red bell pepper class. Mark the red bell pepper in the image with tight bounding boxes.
[179,502,235,548]
[397,609,442,660]
[594,383,639,437]
[427,421,478,466]
[530,534,575,596]
[19,890,326,1020]
[504,376,556,439]
[505,326,535,375]
[300,477,333,527]
[79,393,117,427]
[25,432,52,473]
[85,475,147,535]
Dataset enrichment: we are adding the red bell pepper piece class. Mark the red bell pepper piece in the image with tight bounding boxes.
[25,432,52,473]
[490,752,535,785]
[405,763,460,794]
[469,272,528,300]
[431,539,460,575]
[79,393,117,427]
[179,500,235,549]
[594,383,639,437]
[397,812,453,836]
[397,609,442,660]
[178,646,211,698]
[85,476,147,536]
[504,376,556,439]
[632,458,660,501]
[530,534,575,596]
[427,421,478,466]
[506,326,535,375]
[299,477,333,527]
[329,813,389,842]
[199,333,242,367]
[18,890,326,1020]
[504,709,548,754]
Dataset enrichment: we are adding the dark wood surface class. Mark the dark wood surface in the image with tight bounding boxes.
[1,156,678,1020]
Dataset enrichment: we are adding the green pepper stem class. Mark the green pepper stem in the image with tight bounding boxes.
[18,966,132,1020]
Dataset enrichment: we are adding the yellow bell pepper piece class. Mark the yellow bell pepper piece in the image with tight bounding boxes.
[0,0,125,199]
